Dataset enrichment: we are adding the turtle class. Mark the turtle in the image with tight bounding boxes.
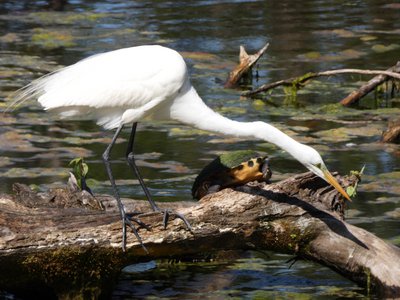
[192,150,272,200]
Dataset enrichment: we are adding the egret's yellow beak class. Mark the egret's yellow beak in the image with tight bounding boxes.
[323,169,352,202]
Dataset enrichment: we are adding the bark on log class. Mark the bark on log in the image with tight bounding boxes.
[340,62,400,106]
[1,172,399,299]
[381,118,400,143]
[224,43,269,88]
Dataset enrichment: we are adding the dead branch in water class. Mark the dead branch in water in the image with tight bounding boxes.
[243,66,400,96]
[340,62,400,106]
[381,117,400,143]
[224,43,269,88]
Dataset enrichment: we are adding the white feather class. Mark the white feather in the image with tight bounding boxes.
[10,45,186,128]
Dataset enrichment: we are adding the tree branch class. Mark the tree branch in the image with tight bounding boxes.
[340,62,400,106]
[242,65,400,100]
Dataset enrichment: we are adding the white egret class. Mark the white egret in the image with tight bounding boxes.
[10,45,351,250]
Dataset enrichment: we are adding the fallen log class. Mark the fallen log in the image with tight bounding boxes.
[0,172,399,299]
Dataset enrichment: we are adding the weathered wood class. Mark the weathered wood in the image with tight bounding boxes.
[224,43,269,88]
[340,62,400,106]
[1,172,399,298]
[381,118,400,143]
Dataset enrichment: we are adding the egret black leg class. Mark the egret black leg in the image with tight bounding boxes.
[126,122,159,211]
[125,122,192,231]
[102,124,147,252]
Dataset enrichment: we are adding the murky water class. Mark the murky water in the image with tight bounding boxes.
[1,0,399,298]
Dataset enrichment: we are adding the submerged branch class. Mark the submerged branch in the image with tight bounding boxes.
[340,62,400,106]
[381,118,400,144]
[242,66,400,98]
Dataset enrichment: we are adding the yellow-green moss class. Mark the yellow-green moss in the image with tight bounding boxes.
[20,245,126,297]
[31,28,75,49]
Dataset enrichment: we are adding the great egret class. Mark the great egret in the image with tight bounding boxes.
[10,45,351,250]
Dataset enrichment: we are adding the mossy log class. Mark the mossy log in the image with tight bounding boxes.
[1,172,400,299]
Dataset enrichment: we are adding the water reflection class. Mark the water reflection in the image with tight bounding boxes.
[0,0,399,298]
[114,252,364,299]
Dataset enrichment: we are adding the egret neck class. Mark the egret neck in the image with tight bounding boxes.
[170,84,351,201]
[170,84,303,155]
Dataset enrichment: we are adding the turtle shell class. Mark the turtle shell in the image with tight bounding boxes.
[192,150,271,200]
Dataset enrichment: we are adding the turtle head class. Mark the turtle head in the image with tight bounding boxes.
[258,156,272,181]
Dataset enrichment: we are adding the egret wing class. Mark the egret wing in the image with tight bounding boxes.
[10,46,188,129]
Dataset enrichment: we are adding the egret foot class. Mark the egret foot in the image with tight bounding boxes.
[120,211,150,252]
[103,124,152,252]
[159,208,192,231]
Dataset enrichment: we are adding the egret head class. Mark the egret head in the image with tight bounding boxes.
[299,145,351,202]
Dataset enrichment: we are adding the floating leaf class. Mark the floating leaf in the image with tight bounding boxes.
[181,51,218,60]
[217,106,247,115]
[340,49,365,59]
[383,3,400,9]
[26,11,107,25]
[304,51,321,59]
[332,29,355,38]
[314,128,351,142]
[386,208,400,219]
[0,33,21,43]
[371,44,400,53]
[360,35,377,42]
[0,157,12,168]
[169,127,209,137]
[252,99,267,111]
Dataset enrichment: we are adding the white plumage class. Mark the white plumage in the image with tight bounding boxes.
[11,44,351,210]
[14,45,186,129]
